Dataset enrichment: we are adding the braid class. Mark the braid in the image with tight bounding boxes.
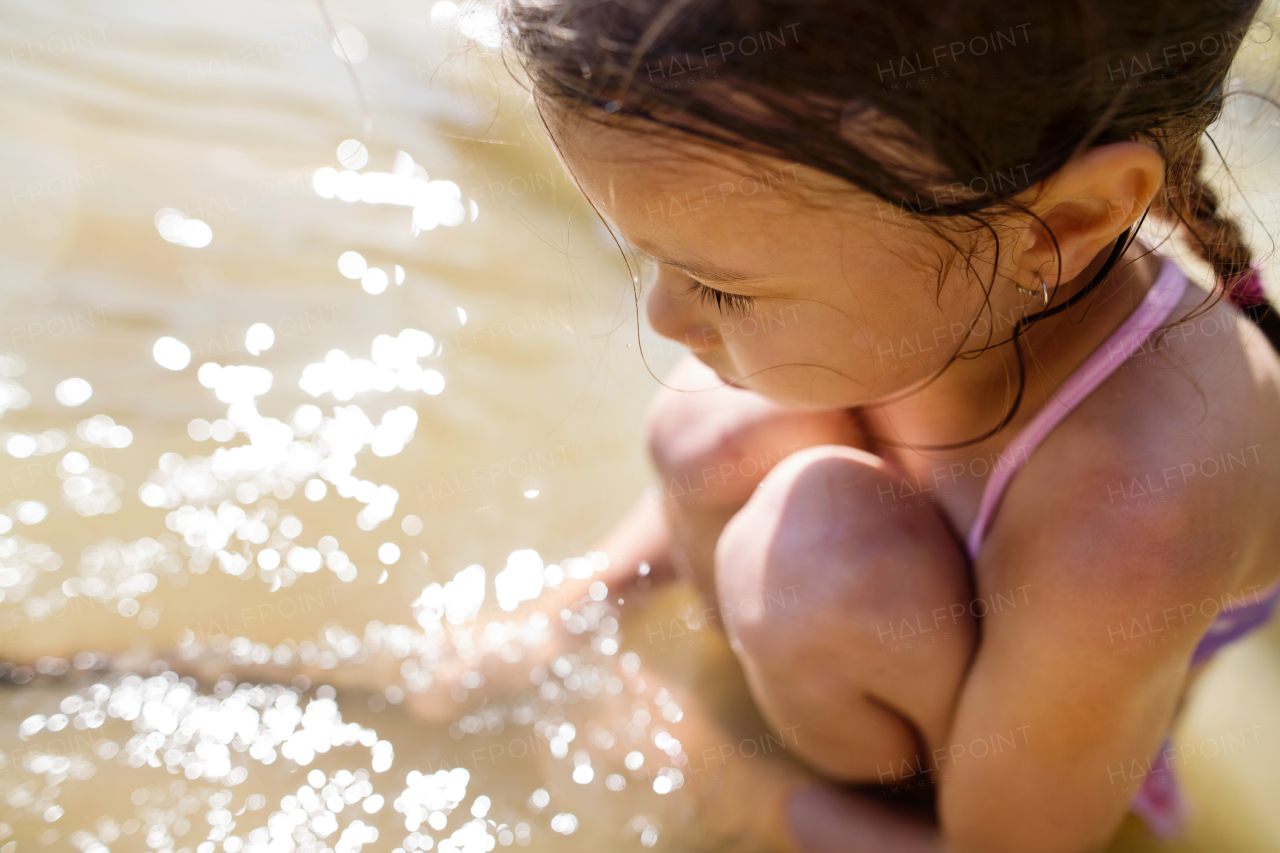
[1155,132,1280,348]
[1155,135,1256,291]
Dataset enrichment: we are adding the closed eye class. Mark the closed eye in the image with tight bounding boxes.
[685,279,755,316]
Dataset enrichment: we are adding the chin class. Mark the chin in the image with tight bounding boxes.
[690,354,740,389]
[703,356,870,409]
[737,372,870,411]
[728,381,825,410]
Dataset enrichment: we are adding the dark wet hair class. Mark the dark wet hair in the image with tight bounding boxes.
[504,0,1276,446]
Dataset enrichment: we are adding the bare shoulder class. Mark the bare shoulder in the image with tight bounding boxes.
[979,283,1280,635]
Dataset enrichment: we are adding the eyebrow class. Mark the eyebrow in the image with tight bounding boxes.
[631,247,755,284]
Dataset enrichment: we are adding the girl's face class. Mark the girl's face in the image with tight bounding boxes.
[557,118,1022,410]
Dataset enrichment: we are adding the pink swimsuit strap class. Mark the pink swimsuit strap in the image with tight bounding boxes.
[964,257,1190,560]
[956,255,1276,839]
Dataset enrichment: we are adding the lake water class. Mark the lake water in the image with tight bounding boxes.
[2,1,1279,851]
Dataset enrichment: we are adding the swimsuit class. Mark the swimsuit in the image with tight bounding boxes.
[962,255,1280,838]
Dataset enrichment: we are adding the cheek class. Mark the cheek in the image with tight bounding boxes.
[719,311,799,354]
[717,297,959,406]
[720,303,867,372]
[713,306,870,403]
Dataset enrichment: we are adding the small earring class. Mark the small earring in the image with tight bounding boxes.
[1016,277,1050,308]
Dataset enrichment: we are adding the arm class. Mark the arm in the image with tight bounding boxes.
[536,485,679,612]
[397,488,677,720]
[937,444,1251,852]
[167,490,678,711]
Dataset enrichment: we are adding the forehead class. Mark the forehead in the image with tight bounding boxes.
[553,116,874,259]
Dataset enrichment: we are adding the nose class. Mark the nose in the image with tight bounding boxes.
[645,269,719,352]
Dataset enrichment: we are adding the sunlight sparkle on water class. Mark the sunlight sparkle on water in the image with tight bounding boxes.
[362,268,389,295]
[4,434,38,458]
[430,1,460,29]
[155,208,212,248]
[54,378,93,407]
[78,414,133,448]
[245,323,275,355]
[457,3,502,48]
[299,331,440,401]
[15,500,48,525]
[313,146,474,237]
[495,550,543,612]
[154,337,193,371]
[337,139,370,171]
[338,251,368,280]
[332,25,369,64]
[1,29,705,846]
[0,572,701,850]
[198,363,273,404]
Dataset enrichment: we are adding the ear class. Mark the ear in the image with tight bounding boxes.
[1011,142,1165,285]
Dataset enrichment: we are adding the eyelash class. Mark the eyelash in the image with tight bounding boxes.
[685,280,755,316]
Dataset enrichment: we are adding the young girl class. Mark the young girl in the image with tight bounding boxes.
[496,0,1280,850]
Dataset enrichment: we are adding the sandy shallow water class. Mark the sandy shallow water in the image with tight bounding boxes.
[1,1,1279,851]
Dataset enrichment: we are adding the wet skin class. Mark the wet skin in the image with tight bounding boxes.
[549,113,1280,852]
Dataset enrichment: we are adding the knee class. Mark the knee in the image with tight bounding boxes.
[714,446,967,666]
[645,401,761,508]
[645,367,860,510]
